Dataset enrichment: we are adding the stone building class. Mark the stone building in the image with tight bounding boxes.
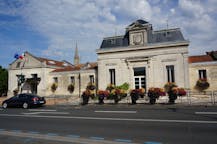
[97,19,189,91]
[189,51,217,91]
[8,51,97,97]
[10,19,209,97]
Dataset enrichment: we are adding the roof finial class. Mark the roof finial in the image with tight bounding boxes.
[166,19,169,29]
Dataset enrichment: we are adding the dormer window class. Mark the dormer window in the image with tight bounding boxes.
[48,61,55,64]
[63,63,68,66]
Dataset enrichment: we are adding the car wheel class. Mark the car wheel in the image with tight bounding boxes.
[23,102,28,109]
[2,103,7,109]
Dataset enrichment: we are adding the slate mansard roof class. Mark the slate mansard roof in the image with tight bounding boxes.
[100,19,187,49]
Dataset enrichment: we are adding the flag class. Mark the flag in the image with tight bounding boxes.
[14,53,25,60]
[14,53,19,59]
[19,53,25,59]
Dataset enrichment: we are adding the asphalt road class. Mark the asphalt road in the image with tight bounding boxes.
[0,104,217,144]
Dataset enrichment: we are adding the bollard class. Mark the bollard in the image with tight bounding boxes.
[211,91,214,105]
[187,90,191,105]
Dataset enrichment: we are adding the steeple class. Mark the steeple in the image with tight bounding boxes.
[74,42,80,65]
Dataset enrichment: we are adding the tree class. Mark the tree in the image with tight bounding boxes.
[0,66,8,96]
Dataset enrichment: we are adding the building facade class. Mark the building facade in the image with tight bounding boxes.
[10,20,217,97]
[189,51,217,91]
[97,20,189,91]
[8,51,97,97]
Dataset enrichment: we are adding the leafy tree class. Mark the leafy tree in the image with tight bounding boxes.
[0,66,8,96]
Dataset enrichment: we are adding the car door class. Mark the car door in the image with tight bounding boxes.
[17,94,27,107]
[8,96,19,107]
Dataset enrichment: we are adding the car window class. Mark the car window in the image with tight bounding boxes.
[19,94,27,99]
[11,96,18,99]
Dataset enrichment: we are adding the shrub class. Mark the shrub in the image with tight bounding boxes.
[67,83,74,93]
[195,79,210,91]
[177,88,186,96]
[86,82,96,90]
[164,82,177,92]
[51,83,58,93]
[116,82,130,91]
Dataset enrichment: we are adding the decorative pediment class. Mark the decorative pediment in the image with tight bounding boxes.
[9,52,43,70]
[126,19,149,31]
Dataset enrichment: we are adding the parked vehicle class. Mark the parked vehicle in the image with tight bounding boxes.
[2,93,46,109]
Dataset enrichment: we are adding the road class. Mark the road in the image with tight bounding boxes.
[0,104,217,144]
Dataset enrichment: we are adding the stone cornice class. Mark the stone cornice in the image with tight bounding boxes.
[96,41,189,54]
[50,69,96,75]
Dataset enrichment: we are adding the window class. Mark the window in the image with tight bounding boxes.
[166,65,175,82]
[199,70,207,79]
[109,69,116,85]
[70,76,75,84]
[110,39,116,45]
[133,67,146,89]
[89,75,94,84]
[31,74,38,78]
[53,77,58,83]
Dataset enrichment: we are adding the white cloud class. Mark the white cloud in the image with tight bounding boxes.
[179,0,205,18]
[114,0,152,20]
[1,0,217,65]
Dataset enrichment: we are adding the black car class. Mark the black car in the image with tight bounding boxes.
[2,93,46,109]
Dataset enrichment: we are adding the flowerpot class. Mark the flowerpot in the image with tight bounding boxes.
[98,96,104,104]
[131,94,138,104]
[82,96,89,105]
[114,95,120,104]
[149,98,156,104]
[168,93,177,104]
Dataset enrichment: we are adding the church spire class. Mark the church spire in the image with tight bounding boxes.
[74,42,80,65]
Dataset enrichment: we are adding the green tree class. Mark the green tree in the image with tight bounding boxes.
[0,66,8,96]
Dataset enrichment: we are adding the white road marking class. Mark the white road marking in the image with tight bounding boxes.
[95,110,137,113]
[0,114,217,124]
[28,109,57,112]
[22,112,70,115]
[0,130,127,144]
[195,112,217,115]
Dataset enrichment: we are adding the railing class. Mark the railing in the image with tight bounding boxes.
[186,91,213,105]
[45,91,217,106]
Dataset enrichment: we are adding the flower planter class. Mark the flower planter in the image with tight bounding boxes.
[131,94,139,104]
[130,89,144,104]
[149,98,156,104]
[168,91,177,104]
[148,87,165,104]
[82,95,89,105]
[195,79,210,91]
[98,95,104,104]
[113,95,121,104]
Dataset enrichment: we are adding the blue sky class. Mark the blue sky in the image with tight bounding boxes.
[0,0,217,68]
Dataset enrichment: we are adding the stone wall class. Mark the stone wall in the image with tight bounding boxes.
[50,69,96,97]
[189,62,217,91]
[97,43,189,90]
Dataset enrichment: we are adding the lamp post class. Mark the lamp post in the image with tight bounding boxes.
[78,73,81,98]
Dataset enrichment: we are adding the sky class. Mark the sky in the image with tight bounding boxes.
[0,0,217,68]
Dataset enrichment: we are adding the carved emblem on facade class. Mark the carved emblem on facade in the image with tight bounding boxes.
[133,33,143,45]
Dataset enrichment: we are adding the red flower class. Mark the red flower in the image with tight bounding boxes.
[177,88,186,96]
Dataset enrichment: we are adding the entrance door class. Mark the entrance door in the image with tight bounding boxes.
[134,67,146,90]
[31,83,37,94]
[134,76,145,89]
